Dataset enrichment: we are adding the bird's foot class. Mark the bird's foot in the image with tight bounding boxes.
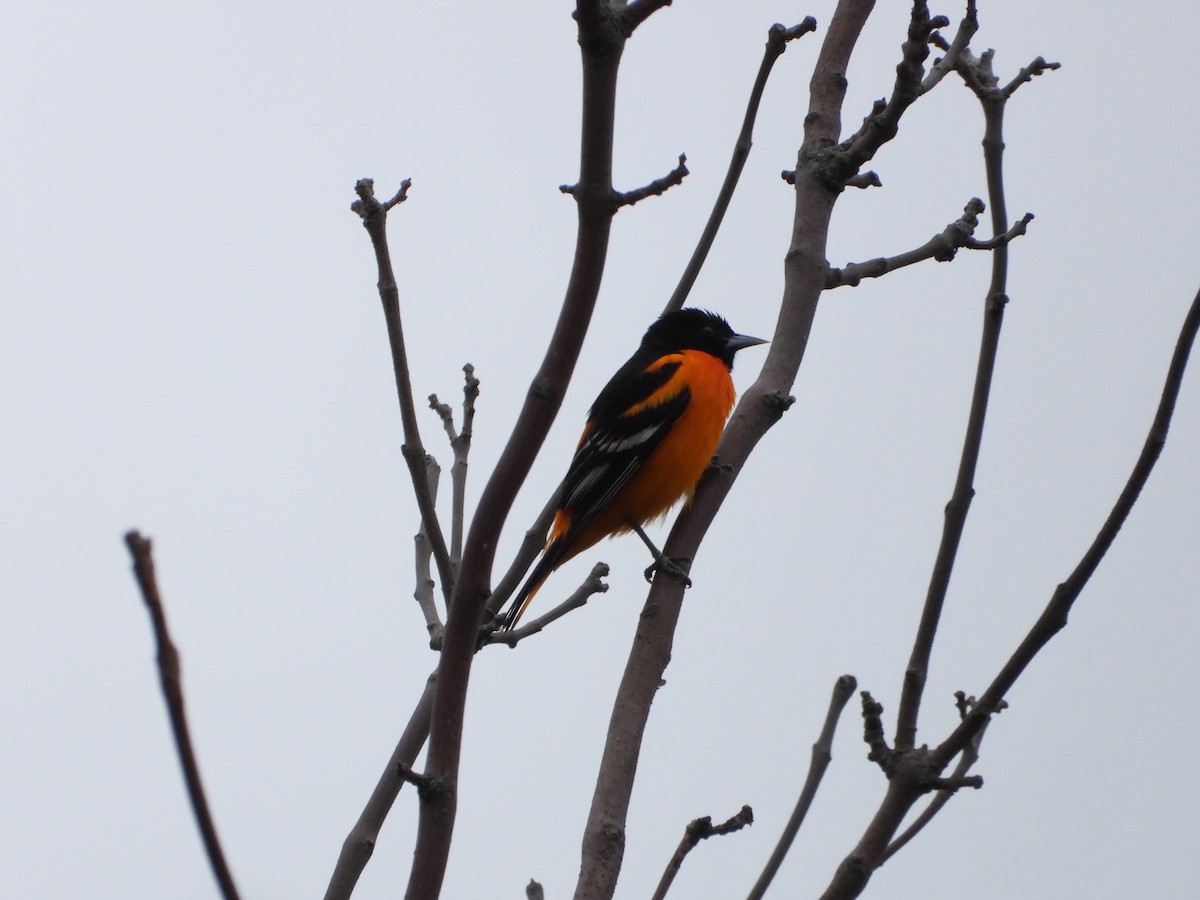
[643,555,693,588]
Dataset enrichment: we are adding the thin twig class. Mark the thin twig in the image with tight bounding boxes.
[484,563,609,647]
[651,806,754,900]
[414,457,445,645]
[826,199,1033,288]
[428,364,479,572]
[919,0,978,95]
[611,153,689,209]
[746,675,857,900]
[666,18,818,312]
[844,3,950,170]
[124,532,241,900]
[323,672,436,900]
[352,178,456,604]
[934,282,1200,769]
[893,47,1035,754]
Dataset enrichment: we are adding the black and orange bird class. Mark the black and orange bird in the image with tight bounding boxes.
[498,308,766,631]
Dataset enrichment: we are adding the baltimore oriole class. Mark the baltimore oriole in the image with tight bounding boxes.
[499,308,766,631]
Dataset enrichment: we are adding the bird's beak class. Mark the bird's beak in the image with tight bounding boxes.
[725,332,768,352]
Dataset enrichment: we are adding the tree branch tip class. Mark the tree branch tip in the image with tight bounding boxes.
[846,170,882,189]
[780,169,796,185]
[767,17,819,49]
[613,154,690,209]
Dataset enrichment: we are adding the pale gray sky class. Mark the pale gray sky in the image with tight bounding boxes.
[5,2,1199,898]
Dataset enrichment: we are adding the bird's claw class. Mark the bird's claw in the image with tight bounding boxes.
[643,556,693,588]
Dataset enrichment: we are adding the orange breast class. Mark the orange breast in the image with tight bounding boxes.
[552,349,735,564]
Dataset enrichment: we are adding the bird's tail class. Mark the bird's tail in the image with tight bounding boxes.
[498,539,569,631]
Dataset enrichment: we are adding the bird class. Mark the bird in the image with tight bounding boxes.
[498,308,766,631]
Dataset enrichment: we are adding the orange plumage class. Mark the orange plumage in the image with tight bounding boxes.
[499,309,765,631]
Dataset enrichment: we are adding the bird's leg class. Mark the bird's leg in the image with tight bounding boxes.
[628,521,692,588]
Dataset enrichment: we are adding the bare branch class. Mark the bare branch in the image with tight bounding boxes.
[352,178,456,605]
[411,4,647,893]
[998,55,1061,100]
[124,531,241,900]
[919,0,978,95]
[429,364,479,570]
[844,170,881,190]
[826,200,1033,288]
[651,806,754,900]
[621,0,673,35]
[747,675,857,900]
[576,4,877,895]
[483,563,609,648]
[414,458,445,646]
[934,282,1200,769]
[844,2,950,169]
[613,153,689,209]
[666,18,818,312]
[324,673,436,900]
[894,50,1031,755]
[881,691,1003,863]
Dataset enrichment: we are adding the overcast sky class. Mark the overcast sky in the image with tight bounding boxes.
[5,2,1199,898]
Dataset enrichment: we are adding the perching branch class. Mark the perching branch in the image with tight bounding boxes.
[666,17,818,312]
[124,531,241,900]
[826,199,1033,288]
[651,806,754,900]
[575,2,885,895]
[352,178,455,605]
[746,675,857,900]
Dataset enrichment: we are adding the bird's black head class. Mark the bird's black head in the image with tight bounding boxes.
[642,308,767,369]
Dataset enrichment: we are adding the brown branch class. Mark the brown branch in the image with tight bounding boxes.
[825,199,1033,288]
[893,54,1025,758]
[408,4,647,895]
[575,2,876,896]
[844,170,881,189]
[746,675,857,900]
[124,531,241,900]
[621,0,674,35]
[414,458,445,645]
[651,806,754,900]
[843,2,950,171]
[352,178,455,605]
[934,282,1200,770]
[918,0,978,95]
[612,153,689,209]
[429,363,479,570]
[323,673,436,900]
[818,45,1059,900]
[881,692,1001,863]
[484,563,609,647]
[666,17,818,312]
